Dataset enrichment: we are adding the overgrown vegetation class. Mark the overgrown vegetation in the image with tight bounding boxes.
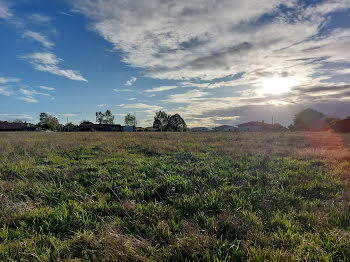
[0,132,349,261]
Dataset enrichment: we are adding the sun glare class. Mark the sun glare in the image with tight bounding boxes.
[259,77,300,95]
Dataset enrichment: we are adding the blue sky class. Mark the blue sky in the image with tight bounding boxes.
[1,0,350,127]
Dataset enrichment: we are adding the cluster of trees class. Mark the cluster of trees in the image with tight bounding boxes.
[95,110,137,126]
[94,109,187,131]
[153,111,187,131]
[124,113,137,126]
[289,108,348,131]
[12,110,186,132]
[38,113,60,130]
[96,110,114,124]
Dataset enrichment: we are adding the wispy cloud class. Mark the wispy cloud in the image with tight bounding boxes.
[0,76,18,96]
[22,52,87,81]
[60,113,77,117]
[145,86,178,93]
[38,85,55,91]
[0,76,20,84]
[28,13,51,24]
[23,31,54,49]
[0,86,13,96]
[166,89,209,103]
[0,1,12,20]
[113,88,132,92]
[97,104,107,108]
[60,11,74,17]
[125,76,137,86]
[19,88,50,97]
[18,87,54,103]
[17,96,39,103]
[122,103,162,115]
[0,113,36,121]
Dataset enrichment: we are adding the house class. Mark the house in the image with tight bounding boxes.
[122,126,134,132]
[333,118,350,132]
[237,121,269,131]
[213,125,237,132]
[77,122,122,131]
[0,122,29,131]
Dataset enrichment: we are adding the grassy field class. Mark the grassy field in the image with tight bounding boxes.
[0,131,350,261]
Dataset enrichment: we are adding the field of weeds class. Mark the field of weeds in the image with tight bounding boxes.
[0,131,350,261]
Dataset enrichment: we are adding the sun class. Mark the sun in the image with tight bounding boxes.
[259,77,300,95]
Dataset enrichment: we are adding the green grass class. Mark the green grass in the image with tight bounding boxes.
[0,132,349,261]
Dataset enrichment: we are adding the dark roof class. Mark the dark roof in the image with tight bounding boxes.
[78,123,122,131]
[238,121,270,127]
[0,122,28,130]
[333,118,350,132]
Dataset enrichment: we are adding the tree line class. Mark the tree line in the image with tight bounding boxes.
[0,110,187,132]
[94,109,187,131]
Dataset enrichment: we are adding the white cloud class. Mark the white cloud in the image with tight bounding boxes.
[0,86,12,96]
[19,88,51,97]
[22,52,87,81]
[127,97,136,100]
[0,1,12,20]
[23,31,54,49]
[113,88,132,92]
[72,0,300,81]
[18,87,53,103]
[0,76,20,84]
[39,85,55,91]
[71,0,350,126]
[0,76,18,97]
[17,96,39,103]
[0,114,36,121]
[60,113,77,117]
[28,13,51,24]
[122,103,162,115]
[71,0,350,84]
[145,86,178,93]
[166,89,209,103]
[60,11,74,17]
[125,76,137,86]
[304,0,350,16]
[97,104,107,107]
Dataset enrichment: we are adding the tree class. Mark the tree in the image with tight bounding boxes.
[104,110,114,124]
[293,108,327,131]
[40,112,49,124]
[288,124,296,131]
[13,119,23,123]
[167,114,187,131]
[153,111,169,131]
[125,113,137,126]
[65,122,76,132]
[96,110,114,124]
[39,113,59,130]
[96,111,104,124]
